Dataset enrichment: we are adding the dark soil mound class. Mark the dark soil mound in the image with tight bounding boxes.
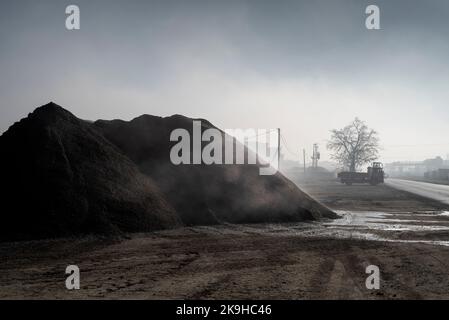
[0,103,180,241]
[94,114,336,225]
[0,102,335,241]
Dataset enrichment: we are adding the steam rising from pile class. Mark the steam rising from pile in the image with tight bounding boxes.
[0,103,335,241]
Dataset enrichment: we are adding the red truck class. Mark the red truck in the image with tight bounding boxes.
[337,162,385,186]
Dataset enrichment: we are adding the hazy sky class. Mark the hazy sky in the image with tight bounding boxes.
[1,0,449,163]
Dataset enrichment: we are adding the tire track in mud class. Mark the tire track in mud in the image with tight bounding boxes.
[187,273,233,299]
[309,242,366,299]
[327,259,365,299]
[342,247,387,299]
[307,242,422,299]
[306,256,338,298]
[344,244,423,299]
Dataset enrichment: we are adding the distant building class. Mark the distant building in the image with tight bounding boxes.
[424,168,449,181]
[385,156,448,178]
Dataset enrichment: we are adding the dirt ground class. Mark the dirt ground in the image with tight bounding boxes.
[297,176,449,212]
[1,178,449,299]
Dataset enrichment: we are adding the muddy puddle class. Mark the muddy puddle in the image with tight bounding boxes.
[148,210,449,248]
[322,210,449,247]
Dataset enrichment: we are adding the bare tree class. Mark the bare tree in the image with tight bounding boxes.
[327,118,379,172]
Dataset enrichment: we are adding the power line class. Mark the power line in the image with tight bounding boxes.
[280,133,300,157]
[229,129,277,141]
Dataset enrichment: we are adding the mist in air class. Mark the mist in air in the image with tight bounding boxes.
[1,0,449,162]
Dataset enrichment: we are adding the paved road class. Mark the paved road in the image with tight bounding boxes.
[386,178,449,205]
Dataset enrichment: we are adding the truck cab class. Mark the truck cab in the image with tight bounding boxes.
[367,162,384,185]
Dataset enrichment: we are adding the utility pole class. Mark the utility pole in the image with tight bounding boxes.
[303,148,306,176]
[311,143,320,168]
[277,128,281,172]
